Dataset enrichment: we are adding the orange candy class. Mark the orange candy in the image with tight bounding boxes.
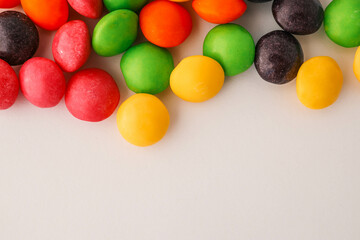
[140,0,192,48]
[192,0,247,24]
[0,0,20,8]
[21,0,68,30]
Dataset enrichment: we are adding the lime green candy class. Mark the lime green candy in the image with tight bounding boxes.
[203,24,255,77]
[324,0,360,48]
[104,0,148,12]
[92,9,138,57]
[121,42,174,94]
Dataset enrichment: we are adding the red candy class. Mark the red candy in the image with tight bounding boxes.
[65,68,120,122]
[0,59,19,110]
[52,20,91,73]
[67,0,103,19]
[0,0,20,8]
[140,0,192,48]
[20,57,66,108]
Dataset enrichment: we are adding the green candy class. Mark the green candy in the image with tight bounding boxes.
[104,0,149,12]
[203,24,255,77]
[324,0,360,48]
[121,42,174,94]
[92,10,138,57]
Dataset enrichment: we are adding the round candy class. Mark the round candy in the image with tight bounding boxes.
[20,57,66,108]
[21,0,68,31]
[0,11,39,66]
[170,56,224,102]
[93,9,138,57]
[324,0,360,48]
[104,0,148,12]
[354,47,360,81]
[203,23,255,76]
[121,42,174,94]
[0,0,20,8]
[0,59,19,110]
[192,0,247,24]
[65,68,120,122]
[67,0,103,19]
[273,0,324,35]
[255,30,304,84]
[52,20,91,72]
[117,94,170,147]
[297,56,343,109]
[140,0,192,48]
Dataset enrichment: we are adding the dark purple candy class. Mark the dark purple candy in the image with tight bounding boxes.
[0,11,39,66]
[248,0,272,2]
[272,0,324,35]
[255,30,304,85]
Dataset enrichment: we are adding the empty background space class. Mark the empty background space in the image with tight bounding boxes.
[1,0,360,239]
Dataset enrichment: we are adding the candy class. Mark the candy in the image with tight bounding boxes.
[170,56,224,102]
[324,0,360,48]
[192,0,247,24]
[121,42,174,94]
[67,0,103,19]
[248,0,271,2]
[273,0,324,35]
[117,94,170,147]
[104,0,148,12]
[0,11,39,66]
[52,20,91,73]
[93,10,138,57]
[0,0,20,8]
[203,23,255,77]
[20,57,66,108]
[140,1,192,48]
[354,47,360,82]
[65,68,120,122]
[297,56,343,109]
[21,0,68,31]
[0,59,19,110]
[255,30,304,84]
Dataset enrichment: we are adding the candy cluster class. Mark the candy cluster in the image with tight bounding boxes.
[0,0,360,147]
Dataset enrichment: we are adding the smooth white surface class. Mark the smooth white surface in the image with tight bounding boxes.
[1,0,360,239]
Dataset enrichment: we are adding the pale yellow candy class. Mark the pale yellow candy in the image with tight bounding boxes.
[116,94,170,147]
[297,56,343,110]
[170,55,225,102]
[353,47,360,81]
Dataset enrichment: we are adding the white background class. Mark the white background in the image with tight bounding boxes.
[1,0,360,239]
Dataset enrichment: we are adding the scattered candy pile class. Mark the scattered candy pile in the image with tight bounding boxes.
[0,0,360,146]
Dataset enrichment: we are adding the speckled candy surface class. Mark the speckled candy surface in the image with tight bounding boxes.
[255,30,304,84]
[67,0,103,19]
[247,0,271,2]
[272,0,324,35]
[324,0,360,48]
[92,9,138,57]
[0,59,19,110]
[104,0,148,12]
[20,57,66,108]
[0,11,39,66]
[203,23,255,76]
[52,20,91,73]
[65,68,120,122]
[121,42,174,94]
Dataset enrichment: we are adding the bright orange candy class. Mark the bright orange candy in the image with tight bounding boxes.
[0,0,20,8]
[21,0,69,30]
[140,0,192,48]
[192,0,247,24]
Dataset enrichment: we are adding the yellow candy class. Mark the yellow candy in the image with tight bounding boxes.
[170,55,225,102]
[297,56,343,110]
[116,94,170,147]
[353,47,360,81]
